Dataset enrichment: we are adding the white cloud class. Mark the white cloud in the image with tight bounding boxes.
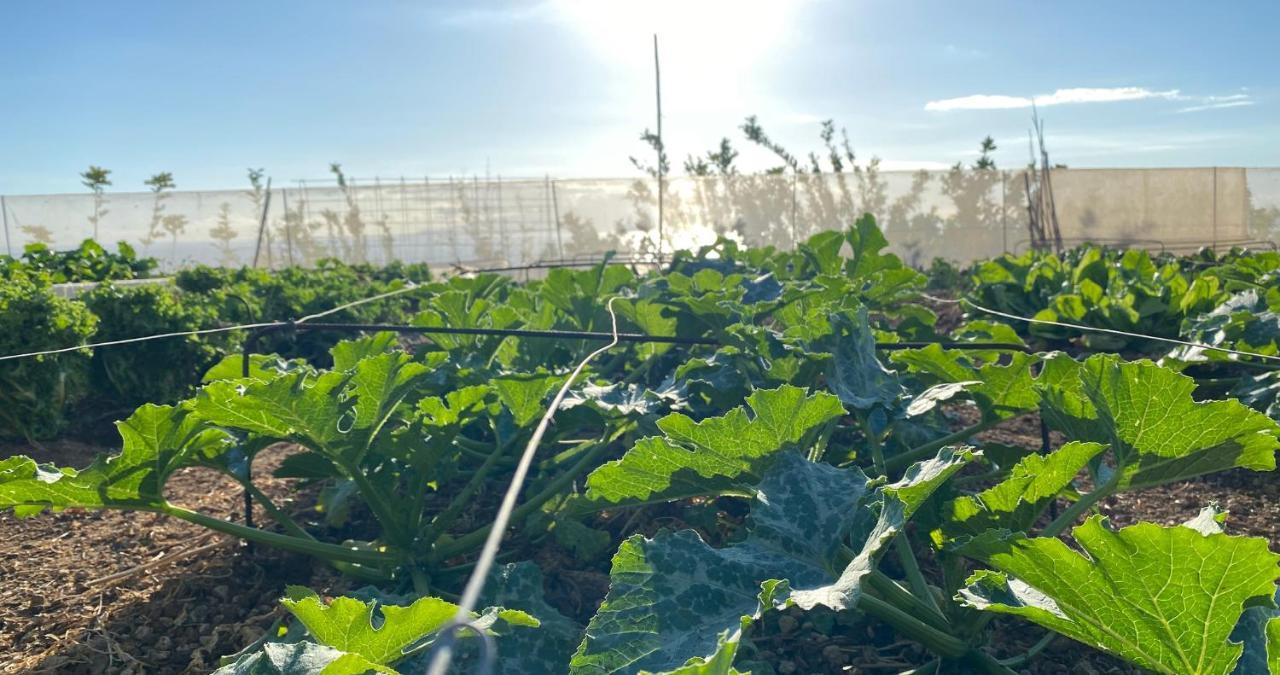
[1177,95,1255,113]
[925,87,1180,112]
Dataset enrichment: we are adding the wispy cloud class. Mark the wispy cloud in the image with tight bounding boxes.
[1177,94,1254,113]
[925,87,1180,112]
[926,87,1258,114]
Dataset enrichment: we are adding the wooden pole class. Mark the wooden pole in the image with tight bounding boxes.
[281,189,295,266]
[0,195,11,256]
[654,33,664,260]
[550,179,564,259]
[251,178,273,268]
[548,174,563,259]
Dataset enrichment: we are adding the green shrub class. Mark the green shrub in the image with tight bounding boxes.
[1,239,157,283]
[81,282,223,409]
[0,271,98,441]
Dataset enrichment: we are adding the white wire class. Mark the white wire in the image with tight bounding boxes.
[0,279,427,363]
[924,293,1280,364]
[426,297,623,675]
[0,321,285,362]
[295,280,422,323]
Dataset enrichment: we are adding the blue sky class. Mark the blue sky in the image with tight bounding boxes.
[2,0,1277,194]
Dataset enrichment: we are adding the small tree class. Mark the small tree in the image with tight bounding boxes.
[162,213,188,260]
[143,172,176,248]
[81,166,112,241]
[209,202,238,265]
[20,224,54,245]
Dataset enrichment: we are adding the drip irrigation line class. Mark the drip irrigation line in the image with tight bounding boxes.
[0,281,429,363]
[0,321,285,362]
[424,297,625,675]
[924,293,1280,365]
[294,281,425,323]
[449,257,658,276]
[255,321,1033,353]
[282,321,720,345]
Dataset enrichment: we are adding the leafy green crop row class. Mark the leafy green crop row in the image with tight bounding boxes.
[0,258,431,441]
[4,220,1280,673]
[1,239,158,283]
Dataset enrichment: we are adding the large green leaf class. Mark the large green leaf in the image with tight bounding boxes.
[572,448,975,673]
[215,642,391,675]
[790,446,976,611]
[939,441,1105,542]
[822,308,904,413]
[638,619,749,675]
[492,372,563,428]
[476,562,582,675]
[1037,354,1279,489]
[195,351,432,462]
[195,370,352,450]
[580,386,845,508]
[571,454,869,674]
[959,517,1280,675]
[216,589,538,675]
[890,345,1040,420]
[0,404,230,515]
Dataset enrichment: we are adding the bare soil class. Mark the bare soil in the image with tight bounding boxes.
[0,442,341,675]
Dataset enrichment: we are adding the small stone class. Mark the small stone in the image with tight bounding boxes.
[777,615,799,634]
[778,660,797,674]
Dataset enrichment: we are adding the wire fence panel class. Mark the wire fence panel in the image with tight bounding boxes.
[3,168,1278,270]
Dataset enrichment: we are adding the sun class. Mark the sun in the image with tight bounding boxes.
[551,0,798,101]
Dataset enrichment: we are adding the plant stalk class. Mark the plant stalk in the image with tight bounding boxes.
[163,504,392,566]
[1042,471,1119,537]
[885,417,1003,473]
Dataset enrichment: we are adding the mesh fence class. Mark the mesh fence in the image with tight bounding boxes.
[3,168,1278,271]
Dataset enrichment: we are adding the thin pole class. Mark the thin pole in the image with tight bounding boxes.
[449,176,460,262]
[251,178,274,268]
[1212,166,1219,250]
[653,33,664,260]
[281,189,295,266]
[399,176,409,262]
[497,175,507,262]
[0,195,11,256]
[551,179,564,258]
[791,172,799,246]
[1001,170,1008,253]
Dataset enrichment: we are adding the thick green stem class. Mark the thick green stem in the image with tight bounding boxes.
[345,467,414,549]
[857,594,968,658]
[999,631,1056,667]
[436,431,622,560]
[885,417,1003,473]
[862,582,1015,674]
[1042,471,1120,538]
[894,536,946,621]
[866,569,951,633]
[163,504,393,566]
[237,477,315,541]
[420,441,510,547]
[809,417,840,463]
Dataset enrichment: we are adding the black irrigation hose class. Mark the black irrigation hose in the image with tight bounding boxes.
[249,320,1035,352]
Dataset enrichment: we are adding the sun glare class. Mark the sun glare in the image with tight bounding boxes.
[552,0,797,103]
